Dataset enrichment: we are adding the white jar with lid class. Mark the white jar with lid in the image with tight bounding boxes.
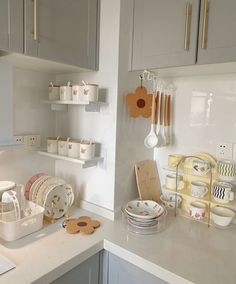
[80,83,98,102]
[72,85,80,102]
[60,82,72,101]
[47,137,59,154]
[68,139,80,158]
[58,138,69,156]
[80,141,95,159]
[48,82,60,101]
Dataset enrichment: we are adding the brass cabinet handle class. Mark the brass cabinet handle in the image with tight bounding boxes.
[184,2,192,50]
[201,0,209,49]
[33,0,38,41]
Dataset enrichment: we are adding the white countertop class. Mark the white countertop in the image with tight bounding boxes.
[0,207,235,284]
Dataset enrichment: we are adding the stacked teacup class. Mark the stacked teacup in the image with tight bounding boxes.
[213,160,236,203]
[210,160,236,227]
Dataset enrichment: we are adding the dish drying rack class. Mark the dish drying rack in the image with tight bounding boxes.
[0,199,44,242]
[0,186,73,241]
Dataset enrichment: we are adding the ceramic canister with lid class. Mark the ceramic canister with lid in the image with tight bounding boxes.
[47,137,59,154]
[48,82,60,101]
[60,82,72,101]
[72,85,80,102]
[58,138,69,156]
[80,141,95,159]
[68,139,80,158]
[81,83,99,102]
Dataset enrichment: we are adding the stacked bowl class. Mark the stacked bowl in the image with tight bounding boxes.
[122,200,167,234]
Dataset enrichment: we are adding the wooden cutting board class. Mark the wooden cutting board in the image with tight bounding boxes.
[134,160,161,203]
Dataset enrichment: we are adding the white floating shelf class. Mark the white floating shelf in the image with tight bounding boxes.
[41,100,107,112]
[42,100,90,105]
[38,150,104,168]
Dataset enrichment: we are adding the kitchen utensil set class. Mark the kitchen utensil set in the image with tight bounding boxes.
[142,70,173,149]
[144,91,172,149]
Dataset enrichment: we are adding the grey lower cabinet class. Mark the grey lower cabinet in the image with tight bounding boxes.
[197,0,236,65]
[130,0,200,70]
[51,253,100,284]
[106,253,167,284]
[0,0,23,53]
[24,0,99,70]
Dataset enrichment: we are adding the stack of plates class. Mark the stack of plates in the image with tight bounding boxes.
[123,200,167,234]
[25,173,74,220]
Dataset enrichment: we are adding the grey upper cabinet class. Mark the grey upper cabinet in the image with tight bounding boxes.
[131,0,200,71]
[0,0,23,53]
[197,0,236,65]
[24,0,99,70]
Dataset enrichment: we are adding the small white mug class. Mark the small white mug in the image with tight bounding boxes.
[189,201,206,220]
[80,141,95,159]
[190,181,208,198]
[165,174,185,190]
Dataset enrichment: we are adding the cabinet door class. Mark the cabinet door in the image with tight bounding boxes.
[9,0,24,53]
[131,0,200,71]
[51,253,99,284]
[108,253,167,284]
[0,64,14,145]
[0,0,9,51]
[197,0,236,64]
[24,0,99,70]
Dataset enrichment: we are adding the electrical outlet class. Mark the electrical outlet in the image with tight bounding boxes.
[26,135,41,148]
[13,135,24,145]
[216,142,233,160]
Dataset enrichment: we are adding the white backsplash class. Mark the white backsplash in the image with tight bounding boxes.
[154,73,236,185]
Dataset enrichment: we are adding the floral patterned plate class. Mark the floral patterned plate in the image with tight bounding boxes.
[43,184,74,219]
[124,200,164,219]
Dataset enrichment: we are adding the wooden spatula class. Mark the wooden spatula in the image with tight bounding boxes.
[134,160,161,203]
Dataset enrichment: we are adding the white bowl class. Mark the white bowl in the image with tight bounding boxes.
[160,193,182,210]
[210,206,235,227]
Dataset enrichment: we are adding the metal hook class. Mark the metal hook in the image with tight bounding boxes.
[139,74,143,88]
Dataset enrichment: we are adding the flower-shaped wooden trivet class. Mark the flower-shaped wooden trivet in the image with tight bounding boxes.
[62,216,101,235]
[125,86,152,118]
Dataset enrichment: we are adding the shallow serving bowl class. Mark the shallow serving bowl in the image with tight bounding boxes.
[210,206,235,227]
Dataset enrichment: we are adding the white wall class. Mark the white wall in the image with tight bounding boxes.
[55,0,121,211]
[114,0,154,210]
[0,66,55,184]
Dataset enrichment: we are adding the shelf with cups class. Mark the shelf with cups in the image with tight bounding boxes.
[162,153,236,228]
[40,137,104,168]
[45,81,108,112]
[38,150,104,168]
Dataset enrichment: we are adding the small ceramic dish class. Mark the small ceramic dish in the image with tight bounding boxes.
[160,193,182,210]
[124,200,164,219]
[210,206,235,227]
